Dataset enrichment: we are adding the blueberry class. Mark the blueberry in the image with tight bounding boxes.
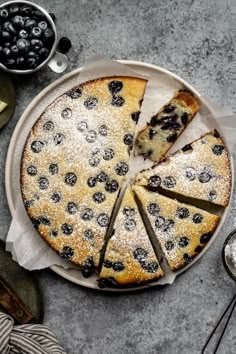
[67,202,78,214]
[77,121,88,132]
[84,230,94,240]
[81,208,94,221]
[133,248,148,261]
[43,120,54,131]
[97,172,108,183]
[105,179,119,193]
[27,57,38,69]
[148,175,161,188]
[27,165,37,176]
[54,133,65,145]
[178,237,189,248]
[20,5,32,16]
[4,58,16,68]
[51,192,61,203]
[108,80,123,94]
[60,246,74,259]
[147,203,160,216]
[183,253,192,264]
[31,140,44,153]
[9,5,19,16]
[24,19,37,30]
[24,200,34,209]
[165,240,175,251]
[31,217,40,230]
[61,107,72,119]
[3,47,11,58]
[11,45,19,56]
[12,16,24,29]
[58,37,72,54]
[82,257,95,278]
[88,156,100,167]
[163,219,174,232]
[49,163,58,175]
[97,213,109,227]
[38,47,49,59]
[3,21,11,31]
[19,29,28,39]
[167,132,178,143]
[164,105,175,113]
[16,56,25,68]
[67,87,82,99]
[16,38,30,53]
[0,8,9,20]
[61,223,73,235]
[176,207,189,219]
[98,125,108,136]
[141,261,159,273]
[87,176,97,187]
[181,112,188,125]
[1,31,11,42]
[213,129,220,138]
[98,277,118,288]
[150,115,161,126]
[182,144,193,152]
[192,213,203,224]
[31,39,43,51]
[185,167,196,181]
[208,190,217,201]
[65,172,77,186]
[195,245,203,253]
[111,95,125,107]
[103,148,114,160]
[28,51,39,59]
[198,171,211,183]
[31,27,42,38]
[123,207,135,217]
[124,219,136,231]
[93,192,105,204]
[103,259,113,268]
[49,13,56,21]
[114,162,129,176]
[123,134,133,146]
[200,232,212,244]
[155,216,165,228]
[131,111,141,123]
[161,121,180,130]
[38,21,48,30]
[31,10,44,19]
[8,23,17,35]
[39,216,50,225]
[86,130,97,143]
[113,261,125,272]
[38,177,49,190]
[43,28,54,42]
[163,176,176,188]
[84,97,98,110]
[212,144,224,156]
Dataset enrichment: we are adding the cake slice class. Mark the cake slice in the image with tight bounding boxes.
[21,77,147,274]
[135,90,199,162]
[133,185,220,271]
[98,186,164,287]
[135,130,231,207]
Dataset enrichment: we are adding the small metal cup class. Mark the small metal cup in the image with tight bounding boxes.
[0,0,68,74]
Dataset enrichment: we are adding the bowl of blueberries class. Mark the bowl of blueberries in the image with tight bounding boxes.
[0,0,67,74]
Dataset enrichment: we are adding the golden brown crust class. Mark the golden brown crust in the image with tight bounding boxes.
[173,90,199,114]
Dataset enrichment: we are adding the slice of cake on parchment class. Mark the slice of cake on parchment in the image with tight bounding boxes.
[135,90,199,162]
[135,130,231,207]
[98,186,164,287]
[133,185,220,271]
[21,77,147,275]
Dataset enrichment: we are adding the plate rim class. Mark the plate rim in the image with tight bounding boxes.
[5,60,234,292]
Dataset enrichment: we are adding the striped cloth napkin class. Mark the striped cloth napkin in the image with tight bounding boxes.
[0,313,66,354]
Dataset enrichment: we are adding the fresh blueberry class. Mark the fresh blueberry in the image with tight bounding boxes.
[4,58,16,68]
[43,28,54,42]
[20,5,32,16]
[43,120,54,131]
[1,31,11,42]
[108,80,123,94]
[147,203,160,216]
[148,175,161,188]
[28,51,39,59]
[97,213,109,227]
[9,5,19,16]
[65,172,77,186]
[105,179,119,193]
[31,39,43,51]
[103,148,114,160]
[114,161,129,176]
[38,47,49,59]
[38,21,48,30]
[16,56,25,68]
[38,176,49,190]
[12,15,24,29]
[19,29,29,39]
[0,8,9,20]
[27,165,37,176]
[67,202,78,214]
[192,213,203,224]
[31,140,44,153]
[31,10,45,19]
[58,37,71,54]
[11,45,19,56]
[27,57,38,69]
[49,13,56,21]
[81,208,94,221]
[61,223,73,235]
[111,95,125,107]
[113,261,125,272]
[176,207,189,219]
[49,163,58,175]
[93,192,105,204]
[213,129,220,138]
[82,257,95,278]
[16,38,30,53]
[60,246,74,259]
[31,27,42,38]
[24,19,37,30]
[3,47,11,58]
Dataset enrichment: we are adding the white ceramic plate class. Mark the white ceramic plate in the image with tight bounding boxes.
[5,60,234,291]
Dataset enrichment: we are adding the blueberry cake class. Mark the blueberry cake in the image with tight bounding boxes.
[133,186,220,271]
[21,77,146,272]
[98,186,164,287]
[135,90,199,161]
[136,130,231,207]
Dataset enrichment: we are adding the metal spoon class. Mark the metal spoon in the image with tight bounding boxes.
[202,229,236,353]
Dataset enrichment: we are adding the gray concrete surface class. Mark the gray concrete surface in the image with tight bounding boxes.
[1,0,236,353]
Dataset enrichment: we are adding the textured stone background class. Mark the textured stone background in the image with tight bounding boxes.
[0,0,236,353]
